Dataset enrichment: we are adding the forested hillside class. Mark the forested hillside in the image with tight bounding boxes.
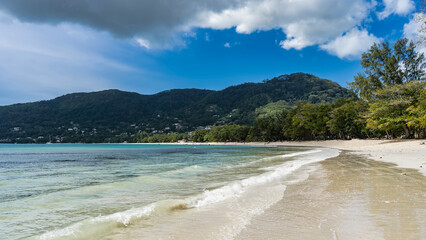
[186,38,426,143]
[0,73,349,143]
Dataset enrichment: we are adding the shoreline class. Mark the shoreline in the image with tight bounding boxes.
[170,139,426,177]
[2,141,425,239]
[3,140,425,176]
[236,151,426,240]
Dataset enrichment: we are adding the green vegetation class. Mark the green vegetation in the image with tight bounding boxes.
[183,38,425,143]
[365,81,426,138]
[351,38,426,138]
[135,132,189,143]
[350,39,424,100]
[189,99,369,142]
[0,73,349,143]
[192,125,251,142]
[1,38,424,144]
[255,100,292,118]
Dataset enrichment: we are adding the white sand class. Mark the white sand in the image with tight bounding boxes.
[277,139,426,177]
[209,139,426,177]
[147,139,426,176]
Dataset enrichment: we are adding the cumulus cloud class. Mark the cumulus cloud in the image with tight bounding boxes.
[403,14,426,53]
[320,28,381,59]
[0,0,376,50]
[378,0,415,20]
[0,0,238,48]
[196,0,374,50]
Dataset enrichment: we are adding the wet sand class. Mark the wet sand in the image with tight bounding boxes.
[275,139,426,177]
[236,152,426,240]
[105,151,426,240]
[185,139,426,176]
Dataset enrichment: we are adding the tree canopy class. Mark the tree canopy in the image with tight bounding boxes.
[350,38,425,101]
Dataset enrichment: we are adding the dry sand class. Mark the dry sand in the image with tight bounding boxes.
[133,140,426,239]
[197,139,426,177]
[274,139,426,177]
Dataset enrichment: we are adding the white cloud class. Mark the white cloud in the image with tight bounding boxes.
[136,38,151,49]
[403,14,426,54]
[320,28,381,59]
[195,0,374,50]
[378,0,415,20]
[224,42,231,48]
[403,14,420,40]
[0,0,376,51]
[0,12,144,105]
[0,0,238,49]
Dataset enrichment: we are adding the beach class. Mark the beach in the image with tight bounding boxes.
[274,139,426,177]
[166,139,426,239]
[236,151,426,240]
[208,139,426,239]
[279,139,426,177]
[200,139,426,177]
[1,141,425,239]
[0,144,339,239]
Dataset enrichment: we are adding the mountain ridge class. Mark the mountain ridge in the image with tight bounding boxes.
[0,73,350,143]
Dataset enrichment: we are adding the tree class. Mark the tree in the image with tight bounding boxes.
[365,81,426,138]
[327,98,369,139]
[202,125,250,142]
[284,102,331,140]
[348,38,426,139]
[247,111,289,142]
[191,129,209,142]
[350,38,425,101]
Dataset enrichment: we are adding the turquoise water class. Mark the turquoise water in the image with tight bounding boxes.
[0,144,338,239]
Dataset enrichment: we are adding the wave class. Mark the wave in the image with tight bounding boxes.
[159,164,208,176]
[32,148,339,240]
[189,148,337,208]
[34,200,186,240]
[239,149,323,168]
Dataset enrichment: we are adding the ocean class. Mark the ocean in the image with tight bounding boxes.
[3,144,425,240]
[0,144,339,239]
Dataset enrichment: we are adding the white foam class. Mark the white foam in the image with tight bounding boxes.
[241,149,323,168]
[209,148,339,239]
[36,204,156,240]
[191,148,339,208]
[213,184,287,240]
[35,148,339,240]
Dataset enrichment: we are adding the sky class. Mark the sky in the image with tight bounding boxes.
[0,0,423,105]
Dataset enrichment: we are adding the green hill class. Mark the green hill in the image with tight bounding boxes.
[0,73,350,143]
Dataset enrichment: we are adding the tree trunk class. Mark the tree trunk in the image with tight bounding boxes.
[403,125,410,139]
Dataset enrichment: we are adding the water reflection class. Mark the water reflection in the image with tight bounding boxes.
[237,152,426,240]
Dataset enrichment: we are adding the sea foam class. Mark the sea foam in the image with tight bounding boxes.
[190,148,338,208]
[34,147,339,240]
[36,203,157,240]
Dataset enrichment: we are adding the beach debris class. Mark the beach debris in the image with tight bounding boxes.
[420,163,426,168]
[384,201,391,204]
[401,172,407,176]
[420,142,425,145]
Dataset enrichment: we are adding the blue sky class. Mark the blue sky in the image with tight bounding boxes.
[0,0,423,105]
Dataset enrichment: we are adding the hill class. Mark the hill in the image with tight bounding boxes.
[0,73,350,143]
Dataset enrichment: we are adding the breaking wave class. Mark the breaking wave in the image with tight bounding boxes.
[33,148,339,240]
